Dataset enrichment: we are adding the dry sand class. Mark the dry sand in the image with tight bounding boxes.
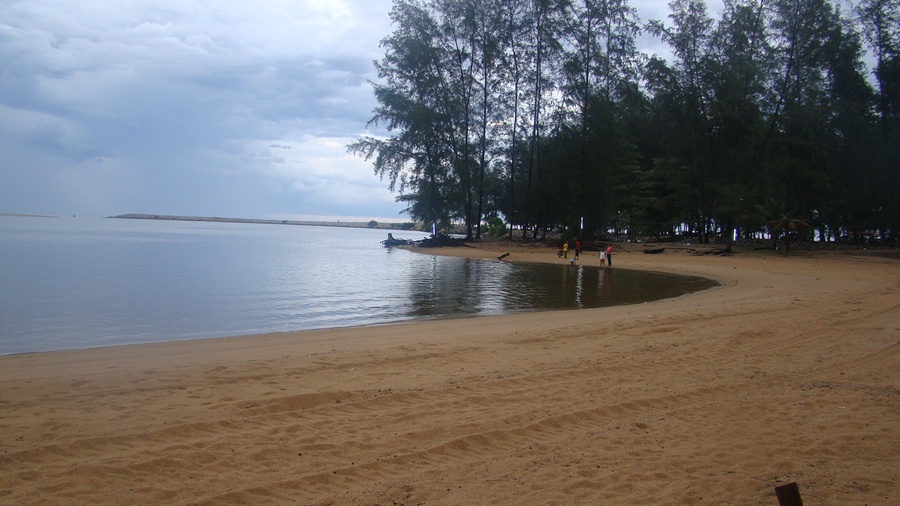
[1,242,897,505]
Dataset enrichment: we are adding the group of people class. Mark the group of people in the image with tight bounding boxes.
[562,239,612,267]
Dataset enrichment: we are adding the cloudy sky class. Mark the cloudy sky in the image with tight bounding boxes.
[0,0,723,221]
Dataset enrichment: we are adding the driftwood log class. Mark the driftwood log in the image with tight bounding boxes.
[691,248,731,256]
[643,247,666,254]
[381,233,469,248]
[416,234,468,248]
[381,233,412,247]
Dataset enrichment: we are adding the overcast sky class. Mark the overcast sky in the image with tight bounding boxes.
[0,0,724,221]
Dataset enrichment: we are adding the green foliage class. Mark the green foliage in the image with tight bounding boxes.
[390,221,416,230]
[484,215,507,236]
[349,0,895,246]
[368,220,379,228]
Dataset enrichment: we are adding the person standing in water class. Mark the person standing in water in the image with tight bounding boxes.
[606,244,613,266]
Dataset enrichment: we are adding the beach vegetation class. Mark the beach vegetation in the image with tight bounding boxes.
[759,197,813,253]
[350,0,897,247]
[484,215,507,236]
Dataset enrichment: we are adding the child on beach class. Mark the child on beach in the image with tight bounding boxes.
[599,249,606,266]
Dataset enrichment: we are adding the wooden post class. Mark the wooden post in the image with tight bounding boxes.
[774,482,803,506]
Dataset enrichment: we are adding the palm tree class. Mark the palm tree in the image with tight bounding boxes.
[758,198,811,254]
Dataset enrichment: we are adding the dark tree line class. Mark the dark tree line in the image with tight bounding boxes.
[349,0,899,246]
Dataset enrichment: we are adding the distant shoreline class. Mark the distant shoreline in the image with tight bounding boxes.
[109,213,417,230]
[0,213,59,218]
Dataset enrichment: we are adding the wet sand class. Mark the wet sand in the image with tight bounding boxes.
[1,243,897,505]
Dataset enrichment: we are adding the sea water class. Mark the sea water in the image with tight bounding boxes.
[0,216,717,354]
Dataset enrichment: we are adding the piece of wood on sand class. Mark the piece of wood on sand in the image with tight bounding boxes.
[774,482,804,506]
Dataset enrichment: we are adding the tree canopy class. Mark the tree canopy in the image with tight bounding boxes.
[349,0,898,245]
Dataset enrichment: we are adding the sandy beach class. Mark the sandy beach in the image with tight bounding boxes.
[1,242,897,505]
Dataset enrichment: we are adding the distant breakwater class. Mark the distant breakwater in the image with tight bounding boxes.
[109,214,416,230]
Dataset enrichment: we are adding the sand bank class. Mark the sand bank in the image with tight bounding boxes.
[1,243,897,505]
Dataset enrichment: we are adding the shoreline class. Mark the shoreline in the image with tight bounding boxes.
[1,244,897,504]
[108,213,415,230]
[0,240,722,358]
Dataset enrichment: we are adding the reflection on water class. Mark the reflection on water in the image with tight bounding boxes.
[399,256,717,317]
[0,216,717,353]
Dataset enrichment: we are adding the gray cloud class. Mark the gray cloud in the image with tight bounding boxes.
[1,0,722,220]
[1,0,399,219]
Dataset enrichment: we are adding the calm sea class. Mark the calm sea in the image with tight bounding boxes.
[0,216,717,354]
